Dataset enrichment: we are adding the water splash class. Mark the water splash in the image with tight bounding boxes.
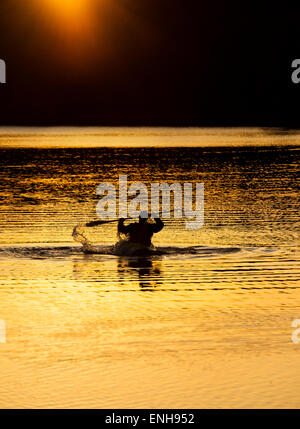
[72,223,95,253]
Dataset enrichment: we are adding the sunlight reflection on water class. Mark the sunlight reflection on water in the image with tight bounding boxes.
[0,129,299,408]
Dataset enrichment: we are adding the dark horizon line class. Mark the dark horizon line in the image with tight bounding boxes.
[0,122,299,130]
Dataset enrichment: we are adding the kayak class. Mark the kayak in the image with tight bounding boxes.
[113,240,158,257]
[80,239,161,257]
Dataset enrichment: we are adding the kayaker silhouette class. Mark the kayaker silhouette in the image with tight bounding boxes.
[118,212,164,249]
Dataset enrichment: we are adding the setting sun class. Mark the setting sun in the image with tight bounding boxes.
[35,0,94,30]
[40,0,91,20]
[28,0,101,64]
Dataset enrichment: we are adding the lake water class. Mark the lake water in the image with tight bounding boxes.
[0,128,299,408]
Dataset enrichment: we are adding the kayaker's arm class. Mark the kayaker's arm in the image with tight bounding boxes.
[118,218,129,234]
[152,218,164,233]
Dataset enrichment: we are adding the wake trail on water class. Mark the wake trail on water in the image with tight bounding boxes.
[0,244,243,260]
[0,224,245,260]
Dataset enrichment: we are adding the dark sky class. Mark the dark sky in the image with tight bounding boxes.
[0,0,299,126]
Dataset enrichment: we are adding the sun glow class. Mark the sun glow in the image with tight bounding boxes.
[40,0,91,20]
[30,0,100,64]
[37,0,94,32]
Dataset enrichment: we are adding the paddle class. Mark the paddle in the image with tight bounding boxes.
[85,210,175,228]
[85,219,119,227]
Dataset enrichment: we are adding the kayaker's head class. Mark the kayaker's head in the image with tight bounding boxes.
[139,211,148,224]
